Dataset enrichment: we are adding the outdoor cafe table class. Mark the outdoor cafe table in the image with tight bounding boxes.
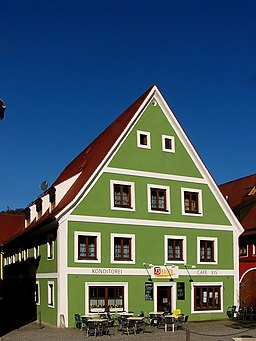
[89,318,108,323]
[127,317,144,321]
[81,314,95,319]
[149,311,164,319]
[120,312,134,317]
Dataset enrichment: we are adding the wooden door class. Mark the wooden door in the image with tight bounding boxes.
[157,286,172,313]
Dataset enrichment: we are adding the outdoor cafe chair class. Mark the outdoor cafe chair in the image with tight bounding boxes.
[135,319,145,334]
[85,320,99,337]
[164,316,176,332]
[74,313,82,329]
[179,315,189,330]
[122,319,136,335]
[99,320,110,336]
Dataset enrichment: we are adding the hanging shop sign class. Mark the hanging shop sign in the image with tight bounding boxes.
[152,265,179,279]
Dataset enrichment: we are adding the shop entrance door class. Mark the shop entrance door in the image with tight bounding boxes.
[157,286,172,313]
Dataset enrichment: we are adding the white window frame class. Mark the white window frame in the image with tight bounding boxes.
[47,281,54,308]
[153,282,177,313]
[162,135,175,153]
[22,249,28,261]
[253,244,256,257]
[85,282,129,315]
[35,281,40,305]
[110,180,135,211]
[165,235,186,264]
[47,241,54,260]
[147,184,170,214]
[191,282,223,314]
[74,231,101,264]
[181,187,203,216]
[111,233,135,264]
[197,237,218,265]
[34,245,39,259]
[137,130,151,149]
[239,244,248,257]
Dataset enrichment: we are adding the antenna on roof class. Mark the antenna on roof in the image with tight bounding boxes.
[39,181,48,191]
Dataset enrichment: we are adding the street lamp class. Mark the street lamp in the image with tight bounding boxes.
[0,99,6,120]
[143,263,153,281]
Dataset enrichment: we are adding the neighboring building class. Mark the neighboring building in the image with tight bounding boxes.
[2,85,243,327]
[219,173,256,307]
[0,212,24,282]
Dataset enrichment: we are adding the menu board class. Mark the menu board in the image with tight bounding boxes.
[145,282,153,301]
[177,282,185,300]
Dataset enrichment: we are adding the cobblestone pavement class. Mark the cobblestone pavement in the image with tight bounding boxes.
[2,319,256,341]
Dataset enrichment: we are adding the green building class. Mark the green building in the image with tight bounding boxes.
[3,85,243,327]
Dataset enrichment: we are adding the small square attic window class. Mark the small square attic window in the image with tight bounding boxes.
[162,135,175,153]
[137,130,151,149]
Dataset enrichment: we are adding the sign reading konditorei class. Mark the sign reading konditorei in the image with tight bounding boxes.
[91,268,123,275]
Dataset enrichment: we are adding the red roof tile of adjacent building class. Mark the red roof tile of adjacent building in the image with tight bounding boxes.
[219,173,256,230]
[219,173,256,207]
[0,213,25,245]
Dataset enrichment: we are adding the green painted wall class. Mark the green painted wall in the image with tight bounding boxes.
[109,102,202,178]
[72,174,231,226]
[68,221,233,269]
[37,239,57,274]
[36,278,57,326]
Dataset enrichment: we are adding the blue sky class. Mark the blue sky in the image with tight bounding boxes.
[0,0,255,211]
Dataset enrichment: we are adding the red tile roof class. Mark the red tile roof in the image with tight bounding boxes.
[0,213,25,245]
[3,85,156,244]
[219,173,256,230]
[51,84,156,215]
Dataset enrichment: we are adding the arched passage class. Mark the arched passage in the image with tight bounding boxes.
[240,269,256,307]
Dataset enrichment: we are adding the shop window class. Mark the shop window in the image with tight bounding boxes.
[193,285,221,311]
[181,188,202,216]
[74,231,101,263]
[48,281,54,308]
[162,135,175,153]
[110,180,135,211]
[137,130,151,149]
[111,233,135,264]
[197,237,217,264]
[148,184,170,214]
[89,286,124,313]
